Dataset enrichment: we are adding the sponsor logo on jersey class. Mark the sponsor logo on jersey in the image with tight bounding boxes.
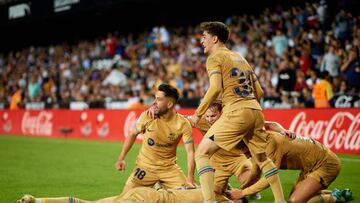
[168,132,177,141]
[148,138,155,146]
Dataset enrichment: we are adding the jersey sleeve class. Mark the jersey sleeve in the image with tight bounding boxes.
[182,120,194,144]
[206,54,222,76]
[135,112,151,133]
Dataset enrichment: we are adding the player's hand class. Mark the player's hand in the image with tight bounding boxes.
[115,159,126,171]
[185,176,197,188]
[189,114,200,128]
[283,130,296,139]
[146,104,158,119]
[227,189,244,200]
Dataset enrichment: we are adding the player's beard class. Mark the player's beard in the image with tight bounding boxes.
[156,107,169,117]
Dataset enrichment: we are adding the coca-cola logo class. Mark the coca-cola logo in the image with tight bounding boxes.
[21,111,53,136]
[289,112,360,151]
[124,111,143,140]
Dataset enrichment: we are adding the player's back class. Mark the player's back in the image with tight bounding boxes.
[207,47,262,113]
[266,131,329,171]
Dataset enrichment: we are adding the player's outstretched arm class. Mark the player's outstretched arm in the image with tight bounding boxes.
[115,129,140,171]
[264,121,296,139]
[190,73,222,125]
[184,139,196,187]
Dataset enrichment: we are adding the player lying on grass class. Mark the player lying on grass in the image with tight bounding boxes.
[114,84,196,193]
[227,130,353,203]
[16,184,239,203]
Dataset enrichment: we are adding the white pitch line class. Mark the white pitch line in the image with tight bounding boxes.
[340,157,360,162]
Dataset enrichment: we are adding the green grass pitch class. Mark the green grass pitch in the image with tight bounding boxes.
[0,135,358,202]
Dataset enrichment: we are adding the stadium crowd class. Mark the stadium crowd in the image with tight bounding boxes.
[1,2,360,109]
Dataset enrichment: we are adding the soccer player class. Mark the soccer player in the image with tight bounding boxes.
[16,186,236,203]
[192,102,259,199]
[115,84,195,193]
[228,132,351,203]
[189,21,285,202]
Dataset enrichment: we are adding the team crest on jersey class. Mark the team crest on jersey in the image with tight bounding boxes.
[168,133,177,141]
[148,138,155,146]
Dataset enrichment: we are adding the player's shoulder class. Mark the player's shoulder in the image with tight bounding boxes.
[138,111,152,122]
[176,113,192,128]
[176,113,191,123]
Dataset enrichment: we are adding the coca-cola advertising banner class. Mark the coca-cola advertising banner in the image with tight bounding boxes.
[0,109,359,154]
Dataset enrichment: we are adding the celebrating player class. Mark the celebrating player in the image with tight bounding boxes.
[189,21,285,202]
[115,84,196,193]
[228,132,352,203]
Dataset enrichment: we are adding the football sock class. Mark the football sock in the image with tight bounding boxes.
[35,197,89,203]
[307,194,336,203]
[260,159,285,203]
[196,154,216,203]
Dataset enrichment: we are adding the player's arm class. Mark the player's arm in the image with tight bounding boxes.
[265,121,296,139]
[194,72,222,118]
[190,56,222,125]
[115,128,140,171]
[183,123,196,186]
[239,158,261,189]
[115,112,148,171]
[184,140,196,186]
[229,177,270,200]
[251,71,264,101]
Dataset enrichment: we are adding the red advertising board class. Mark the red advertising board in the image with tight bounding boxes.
[0,108,359,154]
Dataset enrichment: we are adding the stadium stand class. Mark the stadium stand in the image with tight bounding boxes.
[0,1,359,109]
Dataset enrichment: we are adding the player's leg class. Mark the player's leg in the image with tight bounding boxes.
[195,137,220,203]
[247,110,285,203]
[213,168,231,195]
[235,159,261,201]
[113,187,168,203]
[159,164,188,189]
[122,165,158,194]
[196,109,255,203]
[288,176,326,203]
[16,195,92,203]
[292,152,341,203]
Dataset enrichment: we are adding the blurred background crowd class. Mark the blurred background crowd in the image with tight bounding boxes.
[1,1,360,109]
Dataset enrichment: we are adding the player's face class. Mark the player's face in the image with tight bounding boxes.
[205,108,221,125]
[154,91,171,116]
[201,31,216,55]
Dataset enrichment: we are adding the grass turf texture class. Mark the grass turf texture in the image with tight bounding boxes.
[0,135,358,203]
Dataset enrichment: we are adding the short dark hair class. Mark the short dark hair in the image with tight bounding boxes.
[200,21,230,43]
[158,83,179,103]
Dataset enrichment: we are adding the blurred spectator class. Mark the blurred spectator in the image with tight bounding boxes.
[320,45,340,77]
[272,29,288,57]
[277,58,296,92]
[1,3,359,109]
[340,47,360,92]
[312,71,334,108]
[10,85,22,110]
